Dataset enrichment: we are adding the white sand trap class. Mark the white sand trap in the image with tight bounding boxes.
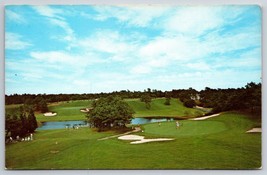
[195,106,205,109]
[189,113,220,121]
[80,108,92,113]
[246,128,262,133]
[118,134,174,144]
[43,112,57,117]
[118,135,144,140]
[131,138,174,144]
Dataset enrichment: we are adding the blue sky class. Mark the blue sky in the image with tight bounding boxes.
[5,5,261,94]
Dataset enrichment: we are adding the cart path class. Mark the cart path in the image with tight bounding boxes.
[98,127,141,141]
[189,113,221,121]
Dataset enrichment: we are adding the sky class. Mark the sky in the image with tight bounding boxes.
[5,5,261,94]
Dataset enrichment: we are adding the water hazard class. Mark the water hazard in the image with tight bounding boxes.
[131,117,174,125]
[37,117,175,130]
[37,120,88,130]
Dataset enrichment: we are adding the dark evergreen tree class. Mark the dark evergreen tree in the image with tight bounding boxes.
[19,110,28,137]
[27,109,38,133]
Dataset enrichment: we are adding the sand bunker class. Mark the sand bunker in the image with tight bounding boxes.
[246,128,262,133]
[118,135,144,140]
[43,112,57,117]
[189,113,220,121]
[80,108,92,113]
[50,150,59,154]
[118,134,174,144]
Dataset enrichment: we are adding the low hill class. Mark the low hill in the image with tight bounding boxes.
[6,98,206,122]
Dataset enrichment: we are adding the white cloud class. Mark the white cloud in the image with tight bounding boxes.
[50,18,73,34]
[164,7,223,36]
[6,9,27,24]
[203,28,261,55]
[139,35,203,61]
[131,65,152,74]
[79,32,128,54]
[92,5,170,27]
[131,34,209,74]
[30,51,73,63]
[32,6,64,19]
[30,50,104,68]
[32,6,75,48]
[77,30,138,63]
[186,62,211,71]
[163,6,250,36]
[212,48,261,70]
[5,59,66,82]
[5,32,32,50]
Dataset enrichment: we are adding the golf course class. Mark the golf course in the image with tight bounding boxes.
[5,98,261,169]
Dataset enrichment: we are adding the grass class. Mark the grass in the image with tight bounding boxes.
[6,98,205,122]
[128,98,204,118]
[36,100,92,122]
[5,112,261,169]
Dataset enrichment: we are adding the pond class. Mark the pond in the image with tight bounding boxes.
[131,117,174,125]
[37,117,175,130]
[37,120,88,130]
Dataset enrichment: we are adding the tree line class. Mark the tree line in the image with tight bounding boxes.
[5,89,166,105]
[200,82,261,115]
[6,82,261,115]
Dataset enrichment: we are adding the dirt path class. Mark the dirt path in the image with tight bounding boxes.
[98,127,141,141]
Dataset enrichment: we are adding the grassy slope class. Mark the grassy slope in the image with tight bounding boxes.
[5,112,261,169]
[128,98,204,118]
[36,100,92,122]
[6,98,205,122]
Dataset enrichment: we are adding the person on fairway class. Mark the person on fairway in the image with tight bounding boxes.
[176,121,180,129]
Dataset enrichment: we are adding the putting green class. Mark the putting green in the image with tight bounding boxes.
[143,120,227,138]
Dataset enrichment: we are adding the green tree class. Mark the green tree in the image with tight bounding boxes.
[19,109,28,136]
[87,96,134,131]
[38,99,48,113]
[5,114,22,139]
[164,97,171,105]
[27,109,38,133]
[140,94,152,109]
[33,96,48,113]
[183,99,196,108]
[164,93,171,105]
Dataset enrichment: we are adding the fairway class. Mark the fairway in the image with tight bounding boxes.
[127,98,204,118]
[38,98,205,122]
[6,98,205,122]
[5,112,261,169]
[36,100,92,121]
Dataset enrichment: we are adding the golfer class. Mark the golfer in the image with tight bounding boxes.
[176,121,180,129]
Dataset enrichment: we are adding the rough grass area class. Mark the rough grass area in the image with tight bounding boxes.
[5,112,261,169]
